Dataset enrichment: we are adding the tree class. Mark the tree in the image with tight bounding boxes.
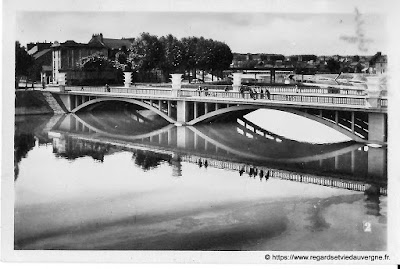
[211,41,233,80]
[181,36,199,81]
[159,34,185,80]
[326,58,341,73]
[114,51,132,71]
[15,41,34,88]
[78,52,115,71]
[127,32,163,72]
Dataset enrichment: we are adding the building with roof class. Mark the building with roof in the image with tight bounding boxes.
[374,55,387,74]
[27,42,52,55]
[32,48,53,84]
[89,33,134,59]
[51,40,108,84]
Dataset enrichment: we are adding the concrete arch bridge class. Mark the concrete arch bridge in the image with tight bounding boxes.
[49,82,387,145]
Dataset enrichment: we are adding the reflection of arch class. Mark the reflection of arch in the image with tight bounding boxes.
[71,114,176,141]
[188,104,365,142]
[71,97,176,124]
[187,125,359,163]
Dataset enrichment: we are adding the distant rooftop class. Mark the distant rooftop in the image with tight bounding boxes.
[89,33,134,50]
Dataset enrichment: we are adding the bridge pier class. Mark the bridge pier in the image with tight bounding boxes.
[58,95,74,112]
[177,126,187,148]
[193,102,198,119]
[368,113,386,143]
[176,100,189,125]
[368,147,386,179]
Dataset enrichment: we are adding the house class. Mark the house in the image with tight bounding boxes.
[89,33,134,59]
[374,55,387,74]
[51,40,108,84]
[27,42,52,55]
[32,48,53,84]
[25,42,53,83]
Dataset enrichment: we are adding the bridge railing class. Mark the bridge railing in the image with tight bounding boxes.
[66,86,172,96]
[181,155,386,195]
[64,86,383,109]
[249,86,366,96]
[182,84,233,91]
[178,89,367,106]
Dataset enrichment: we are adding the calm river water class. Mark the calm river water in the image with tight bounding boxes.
[14,107,387,251]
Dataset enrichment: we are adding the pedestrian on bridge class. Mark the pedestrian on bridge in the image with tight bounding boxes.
[204,87,209,96]
[239,86,245,98]
[197,86,202,96]
[265,89,271,100]
[265,170,270,180]
[105,84,110,92]
[239,167,245,176]
[260,89,265,99]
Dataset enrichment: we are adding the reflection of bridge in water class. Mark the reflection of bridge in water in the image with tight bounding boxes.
[49,112,387,195]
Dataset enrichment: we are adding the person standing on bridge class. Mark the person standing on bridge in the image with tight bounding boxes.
[105,84,110,92]
[265,170,270,180]
[197,86,202,96]
[265,89,271,100]
[239,86,245,98]
[260,89,265,99]
[204,87,209,96]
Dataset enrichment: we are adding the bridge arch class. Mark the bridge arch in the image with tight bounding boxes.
[187,104,365,142]
[71,97,177,124]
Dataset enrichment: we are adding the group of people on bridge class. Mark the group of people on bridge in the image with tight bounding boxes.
[239,166,270,181]
[239,85,271,100]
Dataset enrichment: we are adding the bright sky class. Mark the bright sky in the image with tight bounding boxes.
[12,0,390,55]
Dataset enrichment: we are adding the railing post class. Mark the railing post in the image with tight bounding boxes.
[365,76,382,108]
[124,72,132,88]
[232,72,242,92]
[58,72,67,92]
[171,73,183,97]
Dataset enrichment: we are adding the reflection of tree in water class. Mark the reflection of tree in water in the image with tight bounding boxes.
[305,194,363,232]
[53,138,110,162]
[364,185,382,217]
[132,150,171,171]
[14,133,36,181]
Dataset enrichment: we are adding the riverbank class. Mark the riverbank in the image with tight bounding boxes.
[15,90,65,115]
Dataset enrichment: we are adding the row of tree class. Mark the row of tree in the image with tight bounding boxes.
[79,33,233,82]
[15,41,34,88]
